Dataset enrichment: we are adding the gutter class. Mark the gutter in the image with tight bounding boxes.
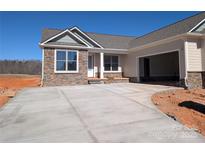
[128,33,204,52]
[39,43,128,54]
[184,40,189,88]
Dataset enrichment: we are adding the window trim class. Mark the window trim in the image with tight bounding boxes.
[54,49,79,73]
[103,55,121,73]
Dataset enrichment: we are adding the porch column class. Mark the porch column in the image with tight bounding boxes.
[136,57,140,82]
[100,52,104,79]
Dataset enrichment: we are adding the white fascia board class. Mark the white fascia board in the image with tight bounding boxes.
[40,44,128,54]
[41,29,68,44]
[40,29,91,47]
[188,18,205,32]
[89,47,127,51]
[67,29,91,47]
[70,26,104,48]
[128,33,203,52]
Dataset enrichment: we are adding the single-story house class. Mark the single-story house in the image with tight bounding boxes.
[39,12,205,88]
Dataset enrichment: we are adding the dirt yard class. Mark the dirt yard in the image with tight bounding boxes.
[0,74,41,107]
[152,88,205,136]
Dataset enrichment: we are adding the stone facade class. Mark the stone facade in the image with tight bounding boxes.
[94,72,123,78]
[104,78,129,84]
[178,79,186,87]
[128,77,138,83]
[43,48,88,86]
[202,72,205,88]
[187,72,205,88]
[103,72,122,78]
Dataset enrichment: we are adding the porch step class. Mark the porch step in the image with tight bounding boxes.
[88,79,104,84]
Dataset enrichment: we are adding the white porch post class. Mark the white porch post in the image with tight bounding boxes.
[100,52,104,79]
[136,57,140,82]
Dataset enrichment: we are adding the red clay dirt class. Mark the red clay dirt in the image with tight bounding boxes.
[152,89,205,136]
[0,75,41,108]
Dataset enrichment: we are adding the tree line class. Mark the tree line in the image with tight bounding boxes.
[0,60,42,75]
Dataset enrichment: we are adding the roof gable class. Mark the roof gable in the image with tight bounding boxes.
[46,32,88,47]
[40,27,134,50]
[40,29,92,47]
[55,34,78,43]
[40,12,205,50]
[191,19,205,33]
[70,27,103,48]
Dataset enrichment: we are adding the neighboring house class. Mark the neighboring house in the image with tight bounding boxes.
[39,12,205,88]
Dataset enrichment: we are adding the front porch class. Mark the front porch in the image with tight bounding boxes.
[87,51,127,80]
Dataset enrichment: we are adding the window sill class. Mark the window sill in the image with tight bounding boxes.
[54,71,79,74]
[104,71,121,73]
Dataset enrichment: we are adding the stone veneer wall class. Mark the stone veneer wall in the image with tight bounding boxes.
[104,72,122,78]
[128,77,138,83]
[187,72,205,88]
[128,76,186,88]
[202,72,205,88]
[43,48,88,86]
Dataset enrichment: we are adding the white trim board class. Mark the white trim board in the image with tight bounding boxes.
[41,29,91,47]
[129,33,203,52]
[41,49,44,86]
[135,49,180,58]
[70,26,104,48]
[135,49,182,80]
[189,18,205,32]
[40,44,128,54]
[54,49,79,73]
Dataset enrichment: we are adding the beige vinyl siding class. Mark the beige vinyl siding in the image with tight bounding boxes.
[125,39,186,79]
[56,35,78,43]
[187,39,203,71]
[201,38,205,71]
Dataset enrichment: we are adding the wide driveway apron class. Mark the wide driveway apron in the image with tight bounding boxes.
[0,83,204,142]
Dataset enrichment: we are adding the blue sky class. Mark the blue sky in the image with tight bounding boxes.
[0,11,199,60]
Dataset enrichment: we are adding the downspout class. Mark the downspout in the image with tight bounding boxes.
[41,48,44,87]
[184,40,189,88]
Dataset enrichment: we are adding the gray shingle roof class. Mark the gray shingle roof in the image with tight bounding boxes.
[41,12,205,50]
[41,28,135,49]
[129,12,205,48]
[86,32,135,49]
[41,28,62,43]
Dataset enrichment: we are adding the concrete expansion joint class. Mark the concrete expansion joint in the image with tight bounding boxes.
[94,85,157,112]
[103,117,164,129]
[0,104,22,127]
[58,89,99,143]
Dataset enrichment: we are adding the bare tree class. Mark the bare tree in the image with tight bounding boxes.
[0,60,42,75]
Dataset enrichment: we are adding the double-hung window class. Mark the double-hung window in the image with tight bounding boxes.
[104,55,119,71]
[55,50,78,73]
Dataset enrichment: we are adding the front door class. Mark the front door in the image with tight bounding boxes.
[88,55,94,77]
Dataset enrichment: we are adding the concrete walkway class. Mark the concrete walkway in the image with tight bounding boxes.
[0,83,204,142]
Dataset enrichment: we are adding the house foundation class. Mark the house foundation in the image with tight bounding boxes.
[186,72,205,89]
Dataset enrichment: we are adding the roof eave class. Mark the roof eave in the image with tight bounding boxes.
[39,43,128,54]
[128,33,204,52]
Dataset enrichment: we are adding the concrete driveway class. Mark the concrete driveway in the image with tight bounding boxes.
[0,83,204,142]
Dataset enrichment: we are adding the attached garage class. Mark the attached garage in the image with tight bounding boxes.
[139,51,180,82]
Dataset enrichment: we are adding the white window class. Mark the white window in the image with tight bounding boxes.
[104,55,119,71]
[55,50,78,73]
